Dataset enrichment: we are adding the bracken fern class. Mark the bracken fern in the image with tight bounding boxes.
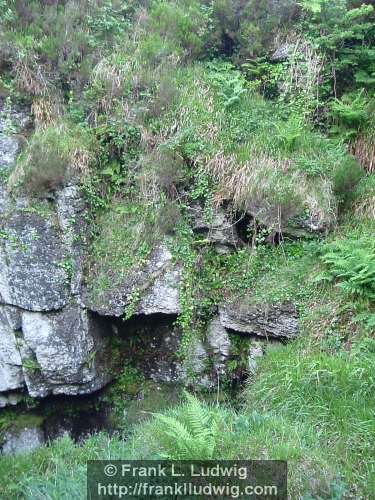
[151,391,218,459]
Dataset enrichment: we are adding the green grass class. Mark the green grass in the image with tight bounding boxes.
[86,198,159,304]
[9,122,96,195]
[4,331,373,498]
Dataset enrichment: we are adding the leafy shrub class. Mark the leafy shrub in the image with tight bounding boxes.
[275,115,304,152]
[317,236,375,300]
[206,60,247,109]
[145,0,211,60]
[218,0,299,61]
[97,119,141,166]
[300,1,375,99]
[332,156,364,204]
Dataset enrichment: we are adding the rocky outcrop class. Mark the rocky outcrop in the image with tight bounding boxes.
[0,211,71,311]
[189,203,241,253]
[0,306,24,393]
[219,301,299,340]
[21,306,112,397]
[0,303,112,399]
[87,244,181,317]
[0,101,114,405]
[0,393,23,408]
[270,44,291,62]
[0,101,30,170]
[0,99,301,410]
[206,317,231,374]
[56,185,88,299]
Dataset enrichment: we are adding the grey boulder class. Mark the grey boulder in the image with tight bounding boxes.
[0,212,70,311]
[20,306,113,398]
[87,244,181,317]
[1,426,45,456]
[219,301,299,339]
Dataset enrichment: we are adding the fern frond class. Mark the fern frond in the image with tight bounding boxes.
[183,391,211,438]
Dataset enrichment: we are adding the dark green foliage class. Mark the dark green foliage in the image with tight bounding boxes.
[317,236,375,300]
[330,91,374,141]
[300,0,375,98]
[332,156,364,204]
[207,0,299,61]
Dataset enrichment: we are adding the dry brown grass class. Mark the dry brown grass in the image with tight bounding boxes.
[350,133,375,174]
[14,56,49,96]
[205,149,335,229]
[353,194,375,220]
[31,97,62,129]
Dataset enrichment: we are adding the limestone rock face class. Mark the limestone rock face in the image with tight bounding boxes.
[0,102,114,405]
[270,43,291,62]
[56,185,88,299]
[137,254,181,316]
[0,100,302,408]
[1,102,68,311]
[219,302,299,340]
[0,212,70,311]
[182,317,231,388]
[0,306,24,393]
[20,307,112,397]
[248,342,264,374]
[87,244,181,317]
[0,304,113,400]
[190,204,241,252]
[0,100,30,170]
[0,392,23,408]
[206,317,231,374]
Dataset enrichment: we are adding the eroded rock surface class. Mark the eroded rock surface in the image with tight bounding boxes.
[87,244,181,317]
[0,212,70,311]
[0,306,24,392]
[0,304,113,399]
[189,203,241,252]
[219,301,299,339]
[20,307,112,397]
[0,102,114,405]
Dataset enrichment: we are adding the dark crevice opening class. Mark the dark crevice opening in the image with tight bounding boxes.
[235,213,284,246]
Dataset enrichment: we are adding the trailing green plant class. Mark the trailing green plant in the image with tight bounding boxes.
[22,357,42,374]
